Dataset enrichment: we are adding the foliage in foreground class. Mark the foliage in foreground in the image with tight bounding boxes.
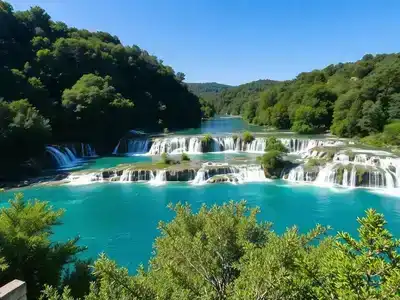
[42,202,400,300]
[0,193,88,299]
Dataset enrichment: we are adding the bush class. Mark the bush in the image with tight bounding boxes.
[160,152,171,165]
[361,121,400,147]
[201,133,212,144]
[257,150,284,169]
[181,153,190,161]
[265,136,288,152]
[242,131,254,143]
[0,193,86,299]
[43,205,400,300]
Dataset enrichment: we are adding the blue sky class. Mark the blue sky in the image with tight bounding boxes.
[9,0,400,85]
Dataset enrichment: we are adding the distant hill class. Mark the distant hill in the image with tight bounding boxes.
[187,79,280,115]
[187,82,232,94]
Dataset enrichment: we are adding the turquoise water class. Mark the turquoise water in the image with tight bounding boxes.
[2,117,400,272]
[2,181,400,272]
[176,116,267,135]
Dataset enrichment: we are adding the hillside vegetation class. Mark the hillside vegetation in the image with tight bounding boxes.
[188,79,279,116]
[242,54,400,138]
[0,1,208,180]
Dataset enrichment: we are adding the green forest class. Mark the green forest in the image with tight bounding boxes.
[0,1,211,180]
[190,55,400,147]
[1,194,399,300]
[189,79,278,116]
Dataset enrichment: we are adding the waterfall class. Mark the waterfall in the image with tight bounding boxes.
[120,169,132,182]
[349,166,357,187]
[84,144,96,157]
[188,137,202,153]
[235,165,267,182]
[192,163,266,185]
[46,146,79,169]
[149,137,192,155]
[342,169,349,187]
[149,170,167,186]
[211,138,222,152]
[192,169,209,185]
[246,138,266,153]
[280,138,345,155]
[314,164,337,186]
[287,166,316,182]
[219,137,235,151]
[113,141,121,155]
[67,173,102,185]
[127,139,150,154]
[64,147,77,162]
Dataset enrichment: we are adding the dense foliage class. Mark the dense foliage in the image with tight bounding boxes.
[42,201,400,300]
[189,80,279,116]
[0,193,87,299]
[361,120,400,148]
[187,82,231,98]
[0,1,203,179]
[242,54,400,139]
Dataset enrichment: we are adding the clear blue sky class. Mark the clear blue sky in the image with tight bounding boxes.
[9,0,400,85]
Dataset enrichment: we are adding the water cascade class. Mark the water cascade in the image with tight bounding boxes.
[287,152,400,191]
[81,143,97,157]
[46,146,79,169]
[149,170,167,186]
[115,136,345,156]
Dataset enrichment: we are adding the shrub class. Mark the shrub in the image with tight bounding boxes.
[265,136,288,152]
[242,131,254,144]
[181,153,190,161]
[257,150,284,169]
[160,152,171,165]
[201,133,213,144]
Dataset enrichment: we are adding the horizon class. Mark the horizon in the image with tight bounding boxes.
[9,0,400,85]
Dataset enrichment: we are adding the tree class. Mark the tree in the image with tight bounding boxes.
[265,136,288,153]
[242,131,254,143]
[0,100,51,180]
[388,93,400,120]
[358,100,386,134]
[42,205,400,300]
[291,105,323,133]
[0,193,86,299]
[257,150,284,170]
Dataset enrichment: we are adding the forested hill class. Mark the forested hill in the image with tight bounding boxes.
[241,54,400,140]
[0,1,205,180]
[187,82,232,95]
[188,79,279,116]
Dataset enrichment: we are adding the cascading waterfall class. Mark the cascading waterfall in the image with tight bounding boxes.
[67,173,102,185]
[149,137,192,155]
[114,136,346,155]
[235,165,268,182]
[113,141,121,155]
[149,170,167,186]
[191,162,266,185]
[342,169,349,187]
[288,151,400,191]
[46,146,79,169]
[127,139,150,154]
[82,143,97,157]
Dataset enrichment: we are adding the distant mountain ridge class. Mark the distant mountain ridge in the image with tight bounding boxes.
[187,79,280,115]
[187,82,232,95]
